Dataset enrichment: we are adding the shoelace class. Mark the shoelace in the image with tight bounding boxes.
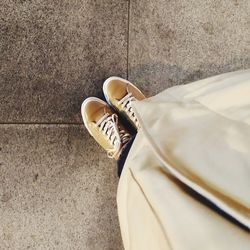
[117,92,140,128]
[96,113,131,158]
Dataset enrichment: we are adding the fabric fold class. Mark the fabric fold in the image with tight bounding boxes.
[117,70,250,250]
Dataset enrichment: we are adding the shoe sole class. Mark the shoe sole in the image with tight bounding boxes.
[81,97,107,137]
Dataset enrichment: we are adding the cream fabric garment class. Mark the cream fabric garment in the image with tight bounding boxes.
[117,70,250,250]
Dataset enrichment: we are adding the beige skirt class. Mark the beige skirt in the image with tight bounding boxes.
[117,70,250,250]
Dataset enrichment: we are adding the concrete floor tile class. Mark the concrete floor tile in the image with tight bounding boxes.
[0,125,122,250]
[0,0,128,122]
[128,0,250,97]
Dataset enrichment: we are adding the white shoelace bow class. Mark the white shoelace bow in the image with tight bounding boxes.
[96,113,131,158]
[118,93,140,128]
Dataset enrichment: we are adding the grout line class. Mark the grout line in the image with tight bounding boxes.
[2,2,132,127]
[126,0,130,79]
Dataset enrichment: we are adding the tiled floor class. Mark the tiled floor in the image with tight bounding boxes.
[1,0,250,249]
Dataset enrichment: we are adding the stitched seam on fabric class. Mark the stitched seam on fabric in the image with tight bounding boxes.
[128,168,173,250]
[117,132,141,250]
[117,167,131,250]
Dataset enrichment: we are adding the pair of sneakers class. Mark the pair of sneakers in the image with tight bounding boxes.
[81,77,145,160]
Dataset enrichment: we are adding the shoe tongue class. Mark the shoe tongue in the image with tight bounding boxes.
[94,106,112,124]
[126,84,145,100]
[126,84,134,95]
[114,85,128,101]
[115,85,130,103]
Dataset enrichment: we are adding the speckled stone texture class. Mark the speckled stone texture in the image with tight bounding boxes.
[0,0,128,123]
[1,0,250,249]
[0,125,121,249]
[1,1,127,249]
[128,0,250,96]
